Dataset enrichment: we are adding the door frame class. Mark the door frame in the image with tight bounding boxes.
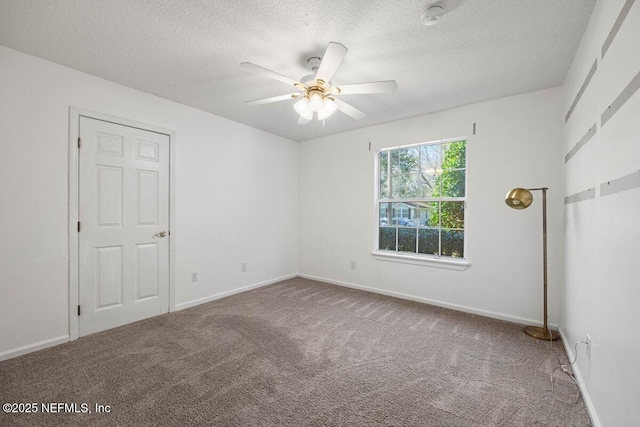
[68,107,177,341]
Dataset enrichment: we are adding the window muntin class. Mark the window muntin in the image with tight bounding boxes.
[377,139,466,258]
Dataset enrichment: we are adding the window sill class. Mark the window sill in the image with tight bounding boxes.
[371,251,471,270]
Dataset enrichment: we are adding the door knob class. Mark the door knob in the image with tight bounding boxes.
[154,231,167,238]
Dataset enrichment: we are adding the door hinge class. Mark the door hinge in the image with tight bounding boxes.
[77,305,81,316]
[77,221,81,232]
[77,137,81,148]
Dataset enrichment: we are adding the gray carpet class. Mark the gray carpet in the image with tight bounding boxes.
[1,277,590,426]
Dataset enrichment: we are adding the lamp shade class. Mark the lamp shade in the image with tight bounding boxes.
[294,97,313,120]
[317,98,338,120]
[308,91,323,111]
[505,188,533,210]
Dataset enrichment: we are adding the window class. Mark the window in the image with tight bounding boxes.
[377,139,466,259]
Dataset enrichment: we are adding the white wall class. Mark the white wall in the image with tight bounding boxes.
[0,45,299,359]
[561,0,640,425]
[299,87,564,326]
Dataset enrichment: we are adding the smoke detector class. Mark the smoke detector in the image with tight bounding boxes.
[421,4,445,26]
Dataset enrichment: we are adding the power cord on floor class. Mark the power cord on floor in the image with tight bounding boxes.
[550,340,588,404]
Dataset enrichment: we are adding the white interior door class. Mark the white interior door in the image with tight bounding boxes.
[78,116,170,337]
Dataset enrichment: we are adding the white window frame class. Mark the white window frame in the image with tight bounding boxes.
[371,137,471,270]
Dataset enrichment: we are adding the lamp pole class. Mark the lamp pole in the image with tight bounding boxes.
[522,187,557,340]
[541,187,549,336]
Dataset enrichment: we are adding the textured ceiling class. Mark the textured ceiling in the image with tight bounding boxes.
[0,0,595,141]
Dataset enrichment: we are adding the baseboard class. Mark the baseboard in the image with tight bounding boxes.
[298,274,559,330]
[0,335,70,362]
[559,329,601,427]
[174,273,298,311]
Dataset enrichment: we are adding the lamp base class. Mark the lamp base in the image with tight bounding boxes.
[523,326,559,341]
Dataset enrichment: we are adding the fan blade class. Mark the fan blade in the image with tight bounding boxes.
[314,42,348,84]
[335,80,398,95]
[297,116,309,125]
[334,98,366,120]
[240,62,299,87]
[246,94,297,106]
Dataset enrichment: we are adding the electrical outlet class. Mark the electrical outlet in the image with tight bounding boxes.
[350,261,357,270]
[191,272,198,282]
[241,262,247,272]
[586,334,592,360]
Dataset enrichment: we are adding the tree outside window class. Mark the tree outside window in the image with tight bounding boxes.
[378,139,466,258]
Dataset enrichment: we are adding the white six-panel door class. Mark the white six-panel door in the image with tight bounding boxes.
[78,117,169,336]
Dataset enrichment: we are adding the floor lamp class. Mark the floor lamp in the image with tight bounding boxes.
[505,187,559,341]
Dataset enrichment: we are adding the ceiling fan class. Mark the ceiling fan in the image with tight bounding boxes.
[241,42,398,125]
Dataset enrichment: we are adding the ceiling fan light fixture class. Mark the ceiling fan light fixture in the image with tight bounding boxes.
[317,98,338,121]
[308,90,324,111]
[242,41,396,125]
[294,97,313,120]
